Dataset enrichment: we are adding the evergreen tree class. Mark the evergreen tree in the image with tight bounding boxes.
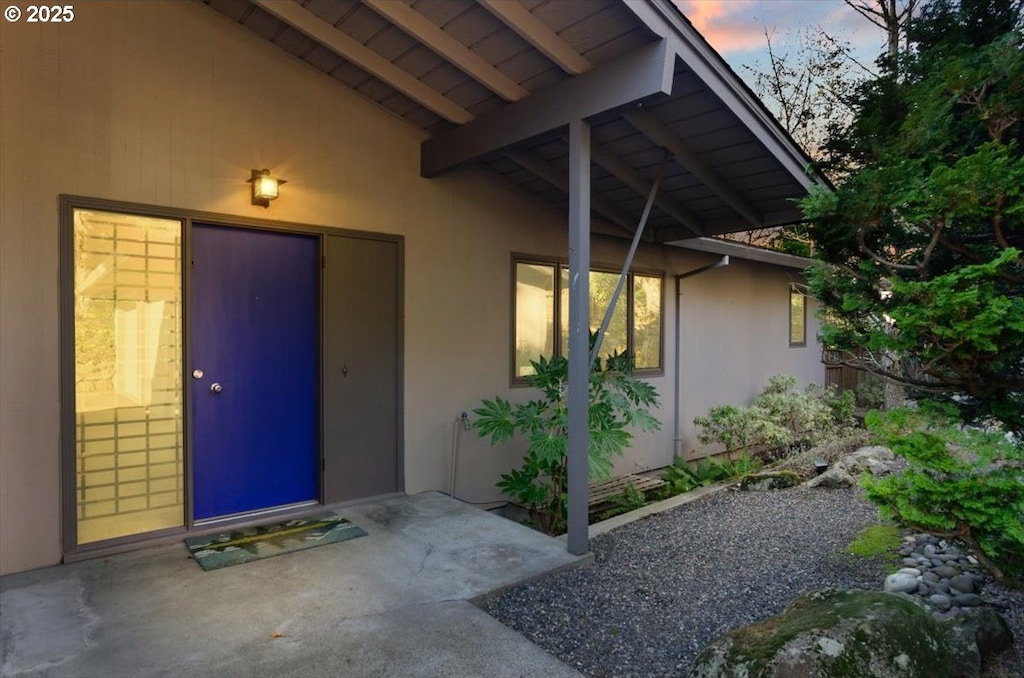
[802,0,1024,431]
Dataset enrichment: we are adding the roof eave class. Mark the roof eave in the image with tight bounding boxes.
[668,236,815,270]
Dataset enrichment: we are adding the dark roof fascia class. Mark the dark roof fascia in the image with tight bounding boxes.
[668,236,814,270]
[628,0,833,191]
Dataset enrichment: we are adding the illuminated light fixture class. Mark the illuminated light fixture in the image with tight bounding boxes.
[248,168,286,208]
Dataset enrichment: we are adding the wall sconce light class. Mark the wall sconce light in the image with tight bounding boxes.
[248,168,286,208]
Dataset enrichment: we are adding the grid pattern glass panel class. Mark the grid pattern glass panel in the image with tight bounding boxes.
[74,209,184,544]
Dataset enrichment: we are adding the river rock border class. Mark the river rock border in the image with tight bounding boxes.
[883,533,1013,620]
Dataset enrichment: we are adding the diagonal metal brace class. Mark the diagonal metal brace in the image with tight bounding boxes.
[589,149,669,369]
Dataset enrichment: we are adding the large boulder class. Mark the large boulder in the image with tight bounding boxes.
[844,446,897,475]
[804,465,857,489]
[688,589,1011,678]
[805,446,899,489]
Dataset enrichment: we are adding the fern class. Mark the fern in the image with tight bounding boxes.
[598,483,648,520]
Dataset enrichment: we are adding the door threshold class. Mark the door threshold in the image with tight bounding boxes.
[192,500,322,529]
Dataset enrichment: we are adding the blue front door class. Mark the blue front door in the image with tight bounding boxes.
[191,224,319,521]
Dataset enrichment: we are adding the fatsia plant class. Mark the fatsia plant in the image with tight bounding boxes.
[473,345,660,535]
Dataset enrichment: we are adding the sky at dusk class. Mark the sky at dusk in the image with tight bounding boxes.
[672,0,891,86]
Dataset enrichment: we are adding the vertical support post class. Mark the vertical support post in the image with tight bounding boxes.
[566,118,591,556]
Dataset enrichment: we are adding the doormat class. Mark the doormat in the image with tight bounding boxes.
[184,514,367,571]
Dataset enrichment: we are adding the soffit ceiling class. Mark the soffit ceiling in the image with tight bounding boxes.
[198,0,822,242]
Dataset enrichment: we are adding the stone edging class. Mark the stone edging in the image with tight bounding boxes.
[564,480,736,541]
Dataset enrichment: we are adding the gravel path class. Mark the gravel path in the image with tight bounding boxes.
[480,486,1023,677]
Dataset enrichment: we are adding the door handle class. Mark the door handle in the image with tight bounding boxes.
[210,383,223,394]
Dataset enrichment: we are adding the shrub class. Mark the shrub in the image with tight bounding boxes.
[812,384,857,429]
[694,374,855,461]
[473,347,660,535]
[693,404,790,456]
[863,405,1024,587]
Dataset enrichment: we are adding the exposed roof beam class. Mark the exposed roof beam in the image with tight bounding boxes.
[588,142,704,237]
[478,0,592,76]
[364,0,527,102]
[623,109,762,229]
[623,0,822,190]
[504,150,636,236]
[422,40,673,176]
[253,0,472,124]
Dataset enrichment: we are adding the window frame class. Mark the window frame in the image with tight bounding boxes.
[510,254,665,385]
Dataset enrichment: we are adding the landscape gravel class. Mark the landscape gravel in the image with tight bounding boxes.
[480,485,1023,678]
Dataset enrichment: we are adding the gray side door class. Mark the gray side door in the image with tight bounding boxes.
[322,234,402,503]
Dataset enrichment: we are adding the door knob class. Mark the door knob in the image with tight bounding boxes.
[210,383,223,393]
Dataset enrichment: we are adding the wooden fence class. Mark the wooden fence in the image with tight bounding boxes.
[823,349,868,392]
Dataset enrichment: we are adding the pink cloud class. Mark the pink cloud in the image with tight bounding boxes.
[675,0,884,53]
[673,0,887,71]
[674,0,769,53]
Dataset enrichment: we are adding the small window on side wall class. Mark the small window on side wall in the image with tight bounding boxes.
[790,287,806,347]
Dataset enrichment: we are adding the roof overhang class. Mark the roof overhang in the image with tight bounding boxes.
[672,237,815,270]
[201,0,827,241]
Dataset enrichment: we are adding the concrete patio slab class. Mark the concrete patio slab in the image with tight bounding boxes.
[0,492,587,678]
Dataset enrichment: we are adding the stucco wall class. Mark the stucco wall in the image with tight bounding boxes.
[676,257,823,458]
[0,0,823,575]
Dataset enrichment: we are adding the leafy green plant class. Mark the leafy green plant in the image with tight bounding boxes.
[598,483,649,521]
[661,453,763,496]
[661,458,709,495]
[863,405,1024,587]
[708,454,763,479]
[661,460,699,495]
[473,345,660,535]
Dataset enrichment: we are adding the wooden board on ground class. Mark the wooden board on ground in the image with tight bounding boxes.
[588,473,665,507]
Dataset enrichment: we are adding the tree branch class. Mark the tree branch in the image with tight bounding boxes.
[857,228,922,271]
[844,0,891,31]
[916,221,944,274]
